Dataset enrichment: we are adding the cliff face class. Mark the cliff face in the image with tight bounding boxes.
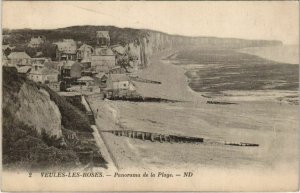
[2,67,99,169]
[16,83,62,137]
[2,67,62,138]
[125,30,283,68]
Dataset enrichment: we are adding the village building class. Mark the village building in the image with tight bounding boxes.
[7,51,31,66]
[106,74,136,91]
[31,58,50,65]
[61,61,82,78]
[43,61,64,75]
[95,73,109,88]
[35,51,43,57]
[2,35,11,44]
[17,66,32,77]
[96,31,110,47]
[91,47,116,73]
[2,45,15,55]
[28,36,45,48]
[54,39,77,61]
[2,53,10,66]
[28,67,59,84]
[77,44,94,65]
[32,63,44,71]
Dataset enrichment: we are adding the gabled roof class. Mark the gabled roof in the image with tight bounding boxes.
[8,52,31,59]
[2,45,15,50]
[95,72,108,79]
[78,76,94,82]
[109,74,130,82]
[17,66,32,74]
[30,67,59,75]
[96,31,110,39]
[62,61,81,69]
[54,39,77,54]
[43,61,61,69]
[29,36,44,45]
[78,44,93,51]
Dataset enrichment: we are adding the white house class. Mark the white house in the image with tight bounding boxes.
[7,52,31,66]
[91,47,116,73]
[28,67,59,84]
[106,74,136,91]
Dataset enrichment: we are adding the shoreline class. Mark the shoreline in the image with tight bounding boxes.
[161,47,299,104]
[134,48,205,103]
[86,47,298,171]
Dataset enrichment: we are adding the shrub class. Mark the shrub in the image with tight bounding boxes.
[41,85,92,132]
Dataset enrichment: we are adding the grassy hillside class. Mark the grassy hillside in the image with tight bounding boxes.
[3,25,282,48]
[3,25,147,46]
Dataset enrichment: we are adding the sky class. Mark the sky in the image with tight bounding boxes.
[2,1,299,44]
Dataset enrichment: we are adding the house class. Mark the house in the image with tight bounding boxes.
[106,74,136,91]
[95,73,108,88]
[2,45,15,55]
[61,61,82,78]
[54,39,77,61]
[91,47,116,73]
[2,53,10,66]
[77,44,93,64]
[32,63,44,71]
[17,66,32,77]
[96,31,110,47]
[28,67,59,84]
[28,36,45,48]
[43,61,63,74]
[7,52,31,66]
[31,58,50,67]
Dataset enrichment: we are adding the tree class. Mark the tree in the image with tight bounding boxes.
[41,42,57,60]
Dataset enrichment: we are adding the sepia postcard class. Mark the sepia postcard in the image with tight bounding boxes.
[1,1,299,191]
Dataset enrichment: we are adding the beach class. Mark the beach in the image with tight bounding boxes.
[87,47,298,174]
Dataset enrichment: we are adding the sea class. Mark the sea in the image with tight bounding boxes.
[167,45,299,94]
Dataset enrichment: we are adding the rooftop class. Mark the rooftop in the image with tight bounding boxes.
[109,74,130,82]
[78,76,94,82]
[30,67,59,75]
[96,31,110,39]
[17,66,32,74]
[62,61,81,69]
[78,44,93,51]
[7,52,31,59]
[54,39,77,54]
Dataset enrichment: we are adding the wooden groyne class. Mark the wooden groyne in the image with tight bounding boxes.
[101,130,259,147]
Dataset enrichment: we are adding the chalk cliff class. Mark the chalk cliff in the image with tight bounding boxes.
[15,83,62,137]
[127,30,283,68]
